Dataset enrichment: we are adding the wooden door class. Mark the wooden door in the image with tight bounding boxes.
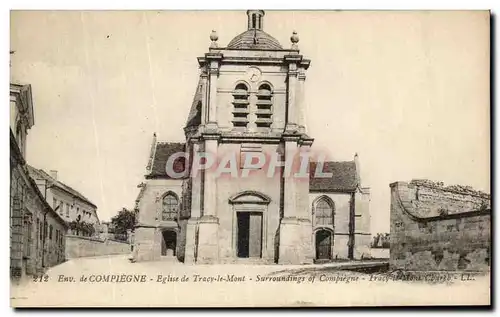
[248,213,262,258]
[316,230,332,260]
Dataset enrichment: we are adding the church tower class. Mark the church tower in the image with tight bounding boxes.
[183,10,315,264]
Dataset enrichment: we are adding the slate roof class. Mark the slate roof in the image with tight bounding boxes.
[309,161,359,192]
[146,142,186,179]
[27,165,97,208]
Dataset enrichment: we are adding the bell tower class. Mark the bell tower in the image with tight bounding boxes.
[184,10,315,265]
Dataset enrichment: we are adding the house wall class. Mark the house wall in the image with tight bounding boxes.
[44,212,67,267]
[390,181,491,271]
[46,187,99,229]
[10,164,66,279]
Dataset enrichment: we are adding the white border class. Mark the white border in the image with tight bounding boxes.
[2,0,497,315]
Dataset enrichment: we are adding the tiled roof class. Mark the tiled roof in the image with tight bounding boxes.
[227,29,283,50]
[309,161,359,192]
[26,165,97,208]
[146,142,186,179]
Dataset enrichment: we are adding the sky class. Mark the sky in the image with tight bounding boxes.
[10,10,490,232]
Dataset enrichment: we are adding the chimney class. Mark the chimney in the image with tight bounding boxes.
[49,170,58,180]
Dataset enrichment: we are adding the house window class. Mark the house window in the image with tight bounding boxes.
[49,225,53,240]
[66,203,70,217]
[232,83,250,128]
[255,83,273,128]
[162,193,179,221]
[76,207,79,218]
[314,197,335,226]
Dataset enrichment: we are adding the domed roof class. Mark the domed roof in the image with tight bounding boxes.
[227,29,282,50]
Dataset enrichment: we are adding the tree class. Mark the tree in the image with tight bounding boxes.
[69,214,96,237]
[111,208,136,241]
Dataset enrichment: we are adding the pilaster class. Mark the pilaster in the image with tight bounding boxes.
[278,134,313,264]
[284,54,300,133]
[200,73,208,126]
[184,140,202,264]
[204,53,223,132]
[196,134,220,263]
[297,71,306,133]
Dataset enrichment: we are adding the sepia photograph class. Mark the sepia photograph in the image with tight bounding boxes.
[9,9,491,307]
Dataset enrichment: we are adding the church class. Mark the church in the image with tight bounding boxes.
[133,10,371,265]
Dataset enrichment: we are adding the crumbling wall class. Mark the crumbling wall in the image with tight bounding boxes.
[390,180,490,271]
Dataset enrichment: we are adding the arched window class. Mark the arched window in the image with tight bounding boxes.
[162,193,179,221]
[314,197,334,226]
[232,83,250,128]
[256,83,273,128]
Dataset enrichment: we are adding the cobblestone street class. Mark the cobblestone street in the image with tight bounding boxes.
[11,255,489,307]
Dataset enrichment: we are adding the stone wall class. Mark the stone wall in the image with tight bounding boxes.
[390,180,491,271]
[65,235,131,259]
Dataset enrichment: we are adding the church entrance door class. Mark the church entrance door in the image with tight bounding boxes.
[315,230,332,260]
[237,212,262,258]
[161,230,177,257]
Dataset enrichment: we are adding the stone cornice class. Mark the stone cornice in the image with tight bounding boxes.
[228,190,271,205]
[10,82,34,128]
[198,52,224,67]
[200,132,221,141]
[284,54,303,63]
[219,134,282,144]
[211,47,298,53]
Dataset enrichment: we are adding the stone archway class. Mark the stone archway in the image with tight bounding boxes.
[161,230,177,257]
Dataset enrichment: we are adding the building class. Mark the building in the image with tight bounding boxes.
[390,179,491,271]
[10,83,68,279]
[133,10,371,264]
[27,166,100,237]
